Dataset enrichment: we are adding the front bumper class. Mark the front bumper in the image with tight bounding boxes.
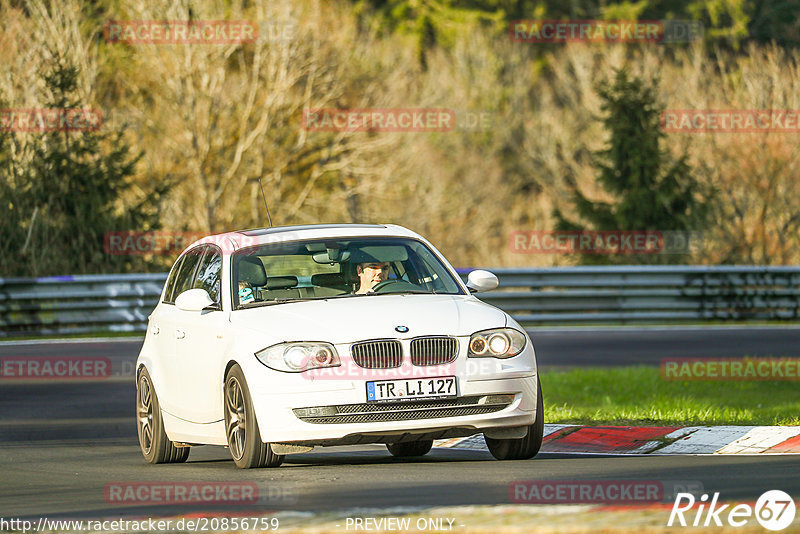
[244,342,539,445]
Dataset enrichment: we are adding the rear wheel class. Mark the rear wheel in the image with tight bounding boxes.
[136,367,189,464]
[485,379,544,461]
[386,440,433,457]
[224,365,284,469]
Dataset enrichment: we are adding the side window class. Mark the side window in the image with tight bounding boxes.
[193,246,222,304]
[171,247,204,301]
[163,255,185,304]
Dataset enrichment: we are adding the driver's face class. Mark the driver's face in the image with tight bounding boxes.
[357,262,390,293]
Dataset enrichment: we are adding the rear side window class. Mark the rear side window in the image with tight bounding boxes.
[162,255,185,304]
[169,247,204,302]
[193,246,222,304]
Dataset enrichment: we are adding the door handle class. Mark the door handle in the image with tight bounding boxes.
[175,329,185,339]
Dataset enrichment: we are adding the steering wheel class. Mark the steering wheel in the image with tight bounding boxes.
[370,279,400,293]
[371,279,423,294]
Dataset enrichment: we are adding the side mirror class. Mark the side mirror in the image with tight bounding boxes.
[175,288,216,311]
[466,270,499,293]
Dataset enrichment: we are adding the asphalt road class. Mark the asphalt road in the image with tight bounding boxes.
[3,440,800,519]
[1,328,799,521]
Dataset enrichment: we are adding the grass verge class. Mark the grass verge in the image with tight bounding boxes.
[542,366,800,426]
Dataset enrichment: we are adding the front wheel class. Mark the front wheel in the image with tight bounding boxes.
[485,379,544,461]
[224,365,284,469]
[386,440,433,458]
[136,367,189,464]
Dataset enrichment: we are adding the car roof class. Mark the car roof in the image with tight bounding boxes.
[238,223,388,237]
[186,223,424,254]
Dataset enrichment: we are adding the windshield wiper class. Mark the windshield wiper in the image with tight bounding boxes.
[239,298,317,308]
[239,300,284,309]
[239,294,361,308]
[238,290,439,308]
[365,290,434,296]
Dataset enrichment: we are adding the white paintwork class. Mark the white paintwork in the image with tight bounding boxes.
[160,411,228,446]
[466,269,499,293]
[233,294,506,343]
[137,223,539,447]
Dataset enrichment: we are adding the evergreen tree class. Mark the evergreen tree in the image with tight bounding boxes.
[0,59,167,276]
[554,68,711,264]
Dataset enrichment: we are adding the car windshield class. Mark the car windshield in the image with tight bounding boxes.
[232,237,464,308]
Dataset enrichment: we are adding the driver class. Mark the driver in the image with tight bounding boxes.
[355,261,391,294]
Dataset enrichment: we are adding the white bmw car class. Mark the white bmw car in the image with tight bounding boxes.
[136,223,543,468]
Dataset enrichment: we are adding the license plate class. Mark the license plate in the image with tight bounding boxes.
[366,376,457,402]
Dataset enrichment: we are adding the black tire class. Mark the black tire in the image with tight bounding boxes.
[224,365,284,469]
[485,379,544,461]
[136,367,190,464]
[386,440,434,457]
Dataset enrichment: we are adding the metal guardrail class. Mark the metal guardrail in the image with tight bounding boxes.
[1,266,799,337]
[463,266,800,325]
[0,273,167,337]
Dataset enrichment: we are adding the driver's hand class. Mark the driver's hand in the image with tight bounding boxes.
[356,262,391,294]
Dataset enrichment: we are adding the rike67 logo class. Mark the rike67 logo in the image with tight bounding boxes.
[668,490,796,531]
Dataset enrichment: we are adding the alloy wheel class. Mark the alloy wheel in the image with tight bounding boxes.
[225,377,247,460]
[137,374,154,455]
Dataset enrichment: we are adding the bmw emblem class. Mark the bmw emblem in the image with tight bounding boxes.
[395,325,409,333]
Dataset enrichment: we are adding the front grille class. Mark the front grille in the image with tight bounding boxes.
[410,336,458,366]
[351,339,403,368]
[294,396,511,424]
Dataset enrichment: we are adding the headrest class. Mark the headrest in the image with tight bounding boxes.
[311,273,347,288]
[265,276,298,289]
[341,262,360,283]
[238,256,267,287]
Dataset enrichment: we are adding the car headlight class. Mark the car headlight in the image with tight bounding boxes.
[468,328,526,359]
[255,342,341,373]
